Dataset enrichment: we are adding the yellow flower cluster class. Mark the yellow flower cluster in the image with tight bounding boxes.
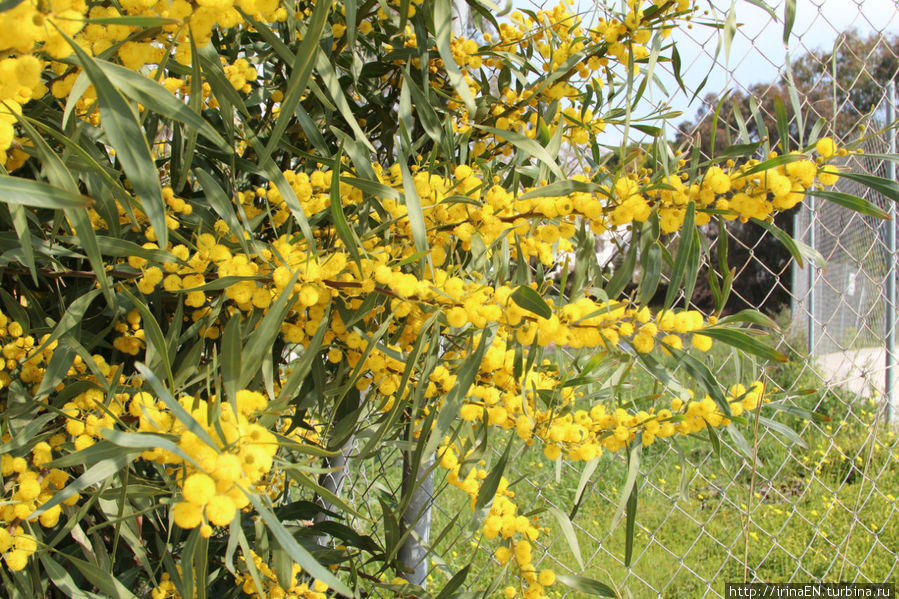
[235,550,331,599]
[150,572,181,599]
[127,389,277,531]
[113,309,146,356]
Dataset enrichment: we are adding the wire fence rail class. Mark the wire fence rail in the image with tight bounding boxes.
[322,2,899,597]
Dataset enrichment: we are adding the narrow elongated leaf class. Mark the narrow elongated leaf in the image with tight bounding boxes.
[65,208,116,306]
[548,506,584,569]
[665,202,695,308]
[751,217,825,269]
[783,0,796,45]
[95,58,229,151]
[30,451,137,519]
[510,285,551,319]
[758,416,807,449]
[699,327,787,362]
[84,15,178,26]
[434,566,471,599]
[63,32,168,249]
[195,169,249,253]
[60,553,139,599]
[396,142,430,270]
[261,0,330,161]
[556,574,617,597]
[475,125,563,179]
[836,171,899,205]
[136,362,219,450]
[424,329,495,458]
[239,268,301,388]
[717,309,778,329]
[773,96,790,152]
[474,436,513,512]
[624,481,638,567]
[102,428,199,467]
[32,289,101,357]
[517,179,609,201]
[605,240,637,298]
[0,176,90,209]
[433,0,476,114]
[401,69,443,145]
[637,242,661,305]
[329,148,363,270]
[221,313,242,406]
[244,492,353,596]
[123,290,174,387]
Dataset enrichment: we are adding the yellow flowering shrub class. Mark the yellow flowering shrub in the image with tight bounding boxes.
[0,0,890,596]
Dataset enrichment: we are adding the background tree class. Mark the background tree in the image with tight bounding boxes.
[672,29,899,315]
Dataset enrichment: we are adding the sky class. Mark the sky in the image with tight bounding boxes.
[657,0,899,122]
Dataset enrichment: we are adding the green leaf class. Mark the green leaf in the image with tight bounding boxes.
[664,202,695,309]
[424,329,495,459]
[136,362,219,450]
[758,416,807,449]
[750,217,824,269]
[401,69,444,146]
[39,554,96,599]
[556,574,617,597]
[510,285,551,319]
[517,180,609,201]
[195,169,249,254]
[239,268,301,388]
[735,153,806,180]
[699,327,787,362]
[605,239,637,298]
[260,0,330,162]
[637,242,661,305]
[122,290,175,387]
[221,312,242,406]
[611,435,641,531]
[783,0,796,45]
[836,171,899,205]
[30,451,138,519]
[434,565,471,599]
[773,96,790,153]
[63,31,168,249]
[716,309,778,329]
[667,347,730,416]
[0,176,90,209]
[474,436,513,513]
[474,126,563,179]
[329,148,363,270]
[548,506,584,569]
[244,492,354,597]
[59,553,139,599]
[433,0,476,114]
[85,236,178,263]
[102,428,199,468]
[95,58,229,151]
[396,142,431,271]
[624,480,638,567]
[83,15,179,26]
[32,289,101,358]
[66,208,116,307]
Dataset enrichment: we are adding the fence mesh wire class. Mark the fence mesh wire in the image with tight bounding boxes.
[323,2,899,596]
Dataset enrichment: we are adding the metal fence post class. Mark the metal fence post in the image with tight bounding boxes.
[398,454,433,587]
[886,78,897,424]
[808,195,816,357]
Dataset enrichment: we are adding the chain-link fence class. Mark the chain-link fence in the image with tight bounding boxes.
[319,2,899,597]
